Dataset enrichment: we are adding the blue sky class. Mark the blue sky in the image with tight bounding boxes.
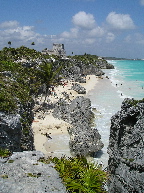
[0,0,144,59]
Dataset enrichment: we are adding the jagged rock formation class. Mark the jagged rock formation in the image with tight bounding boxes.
[108,98,144,193]
[0,151,66,193]
[59,59,106,82]
[71,83,86,94]
[53,96,104,156]
[96,60,114,69]
[0,101,34,152]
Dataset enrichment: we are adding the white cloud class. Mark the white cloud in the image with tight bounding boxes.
[140,0,144,5]
[2,26,37,41]
[72,11,96,29]
[88,27,105,37]
[83,38,96,44]
[106,12,135,30]
[0,21,19,29]
[124,33,144,45]
[61,28,79,39]
[106,32,115,43]
[0,20,45,49]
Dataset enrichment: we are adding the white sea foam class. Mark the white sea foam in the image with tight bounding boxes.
[87,76,123,168]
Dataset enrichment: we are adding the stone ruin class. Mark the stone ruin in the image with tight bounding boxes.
[42,43,66,57]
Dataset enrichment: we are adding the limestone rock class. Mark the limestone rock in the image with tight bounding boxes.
[108,98,144,193]
[0,101,34,152]
[53,96,104,156]
[71,83,86,94]
[0,151,67,193]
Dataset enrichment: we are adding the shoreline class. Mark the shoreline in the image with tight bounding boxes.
[32,75,99,157]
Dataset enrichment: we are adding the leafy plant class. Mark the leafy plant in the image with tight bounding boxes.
[42,156,108,193]
[128,98,144,106]
[0,148,11,158]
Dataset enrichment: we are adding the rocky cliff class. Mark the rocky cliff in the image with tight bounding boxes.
[0,101,34,152]
[53,96,104,156]
[108,98,144,193]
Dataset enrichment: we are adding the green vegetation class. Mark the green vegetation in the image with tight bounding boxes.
[0,46,61,113]
[0,148,11,157]
[26,173,41,178]
[128,98,144,106]
[39,156,108,193]
[123,158,135,162]
[0,46,107,113]
[69,54,107,67]
[8,159,14,163]
[1,174,8,179]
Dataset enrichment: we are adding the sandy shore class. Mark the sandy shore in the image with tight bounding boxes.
[32,75,99,157]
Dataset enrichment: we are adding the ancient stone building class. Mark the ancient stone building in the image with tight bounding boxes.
[42,43,66,57]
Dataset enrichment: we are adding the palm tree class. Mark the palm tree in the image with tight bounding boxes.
[38,61,62,101]
[8,41,11,48]
[31,42,35,46]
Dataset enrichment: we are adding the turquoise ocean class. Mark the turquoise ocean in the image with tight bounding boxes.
[87,60,144,168]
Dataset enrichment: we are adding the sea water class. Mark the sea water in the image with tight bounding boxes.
[106,60,144,100]
[87,60,144,168]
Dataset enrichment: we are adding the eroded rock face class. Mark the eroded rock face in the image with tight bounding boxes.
[108,98,144,193]
[0,151,67,193]
[0,102,34,152]
[71,83,86,94]
[53,96,104,156]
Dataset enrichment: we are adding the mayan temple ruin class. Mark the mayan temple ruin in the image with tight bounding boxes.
[42,43,66,57]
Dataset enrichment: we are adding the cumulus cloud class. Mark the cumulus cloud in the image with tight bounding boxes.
[140,0,144,5]
[0,21,19,29]
[106,32,115,43]
[88,27,105,37]
[106,12,135,30]
[61,28,79,39]
[72,11,96,29]
[0,20,45,49]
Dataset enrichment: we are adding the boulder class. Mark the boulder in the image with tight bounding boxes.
[71,83,86,94]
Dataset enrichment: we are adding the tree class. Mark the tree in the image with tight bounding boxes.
[8,41,11,48]
[31,42,35,45]
[38,61,62,101]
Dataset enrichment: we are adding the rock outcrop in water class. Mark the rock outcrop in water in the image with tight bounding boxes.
[108,98,144,193]
[53,96,104,156]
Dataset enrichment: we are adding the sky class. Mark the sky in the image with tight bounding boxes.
[0,0,144,59]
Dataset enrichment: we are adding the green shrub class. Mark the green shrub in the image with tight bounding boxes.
[128,98,144,106]
[43,156,108,193]
[0,148,11,158]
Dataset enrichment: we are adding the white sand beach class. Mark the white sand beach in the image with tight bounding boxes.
[32,75,99,157]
